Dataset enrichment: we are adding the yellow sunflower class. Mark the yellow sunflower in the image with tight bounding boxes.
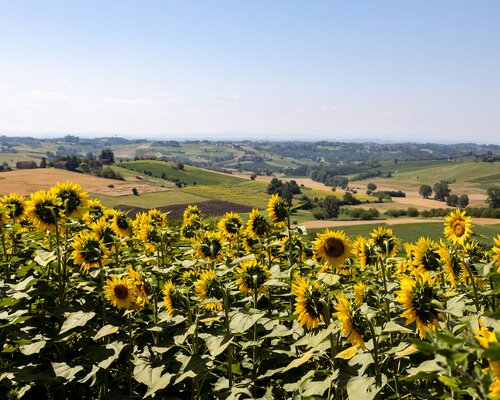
[242,233,260,253]
[91,219,117,249]
[334,293,367,349]
[104,276,137,310]
[396,268,443,338]
[195,269,224,311]
[493,235,500,272]
[82,199,106,226]
[71,231,107,271]
[126,265,148,309]
[444,208,473,246]
[25,190,62,231]
[438,240,462,287]
[267,193,288,228]
[292,275,324,330]
[370,226,400,257]
[49,181,88,217]
[246,208,270,239]
[147,208,168,228]
[314,229,351,267]
[183,204,202,222]
[413,237,441,272]
[0,193,26,223]
[180,214,202,240]
[352,235,377,269]
[354,282,366,305]
[280,233,306,261]
[136,221,162,253]
[474,320,500,397]
[195,231,225,262]
[111,210,131,237]
[163,280,184,316]
[235,259,271,295]
[217,212,243,239]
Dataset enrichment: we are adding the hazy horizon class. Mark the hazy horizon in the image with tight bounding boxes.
[1,1,499,144]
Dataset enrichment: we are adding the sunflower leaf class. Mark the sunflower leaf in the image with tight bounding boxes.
[93,324,119,341]
[52,362,84,382]
[59,311,96,335]
[347,375,387,400]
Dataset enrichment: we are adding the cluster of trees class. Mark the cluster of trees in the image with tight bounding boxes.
[266,178,301,204]
[419,182,469,207]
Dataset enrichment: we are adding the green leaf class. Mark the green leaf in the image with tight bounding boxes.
[20,340,46,356]
[317,272,340,286]
[347,375,386,400]
[230,311,265,334]
[93,324,119,341]
[144,371,173,398]
[302,370,338,396]
[59,311,96,335]
[383,321,412,334]
[199,334,233,357]
[438,375,461,391]
[34,249,56,267]
[97,341,126,369]
[52,362,84,382]
[282,349,315,373]
[78,365,100,386]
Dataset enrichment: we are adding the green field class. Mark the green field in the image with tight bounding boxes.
[94,190,209,209]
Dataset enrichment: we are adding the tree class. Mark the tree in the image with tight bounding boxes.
[487,188,500,208]
[433,182,450,202]
[100,149,115,164]
[176,162,185,170]
[446,194,459,207]
[458,194,469,208]
[39,157,47,168]
[322,195,340,218]
[367,183,377,191]
[342,191,360,205]
[132,187,139,196]
[419,184,432,199]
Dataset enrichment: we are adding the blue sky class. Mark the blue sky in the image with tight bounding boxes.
[0,1,499,143]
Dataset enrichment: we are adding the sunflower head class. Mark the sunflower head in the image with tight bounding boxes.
[26,190,62,231]
[292,275,326,330]
[126,265,148,309]
[314,229,351,267]
[246,208,270,239]
[235,259,271,295]
[218,212,243,239]
[352,235,377,269]
[49,181,88,217]
[334,293,368,349]
[493,235,500,271]
[112,211,131,237]
[147,208,168,228]
[163,280,185,316]
[195,269,224,311]
[195,231,224,261]
[71,231,107,271]
[183,205,202,222]
[444,209,473,246]
[413,237,441,272]
[82,199,106,225]
[370,227,400,257]
[0,193,26,223]
[267,194,288,228]
[438,240,462,287]
[104,276,138,310]
[91,218,117,249]
[180,215,202,240]
[280,233,306,261]
[396,268,442,338]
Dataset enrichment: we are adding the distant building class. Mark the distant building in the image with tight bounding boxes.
[15,161,37,169]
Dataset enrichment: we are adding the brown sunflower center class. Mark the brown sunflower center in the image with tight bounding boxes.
[324,237,345,258]
[453,222,465,237]
[114,284,129,300]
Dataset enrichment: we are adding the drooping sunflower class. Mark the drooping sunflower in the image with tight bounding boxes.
[246,208,270,239]
[195,231,225,261]
[444,208,473,246]
[180,214,202,240]
[147,208,168,228]
[352,235,377,269]
[126,265,148,309]
[71,231,107,271]
[136,221,162,253]
[242,233,260,253]
[49,181,88,217]
[292,275,324,330]
[91,218,117,250]
[235,259,271,295]
[183,204,202,222]
[82,199,106,226]
[25,190,62,231]
[438,240,462,287]
[493,235,500,272]
[370,226,400,257]
[111,210,131,237]
[396,268,443,338]
[104,276,137,310]
[195,269,224,311]
[0,193,26,223]
[413,237,441,272]
[217,212,243,240]
[267,193,288,229]
[163,280,185,316]
[314,229,351,267]
[354,282,366,305]
[334,293,367,349]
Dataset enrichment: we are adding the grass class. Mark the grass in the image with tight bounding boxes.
[94,190,209,209]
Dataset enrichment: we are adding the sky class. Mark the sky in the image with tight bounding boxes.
[0,1,499,144]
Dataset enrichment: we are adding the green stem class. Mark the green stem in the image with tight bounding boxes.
[490,277,496,312]
[128,315,133,399]
[252,276,259,389]
[379,258,390,318]
[464,262,481,313]
[367,317,381,387]
[223,288,233,388]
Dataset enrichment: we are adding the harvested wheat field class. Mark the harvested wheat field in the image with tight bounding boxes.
[0,168,169,197]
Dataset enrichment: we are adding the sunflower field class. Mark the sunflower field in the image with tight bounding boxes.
[1,183,500,399]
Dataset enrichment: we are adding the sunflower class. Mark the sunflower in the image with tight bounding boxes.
[352,236,377,269]
[242,233,260,253]
[91,219,117,249]
[147,208,168,228]
[136,220,162,253]
[314,229,351,267]
[25,190,62,231]
[163,280,184,316]
[71,231,107,271]
[280,233,306,261]
[413,237,441,272]
[444,208,473,246]
[183,204,202,222]
[195,231,224,261]
[474,320,500,397]
[438,241,462,287]
[370,226,400,257]
[104,276,137,310]
[292,275,324,330]
[0,193,26,223]
[217,212,243,239]
[111,211,131,237]
[195,269,224,311]
[267,193,288,228]
[334,293,367,349]
[246,208,270,239]
[82,199,106,225]
[493,235,500,272]
[235,259,271,295]
[49,181,88,217]
[126,265,148,309]
[354,282,366,305]
[396,268,443,338]
[180,214,202,240]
